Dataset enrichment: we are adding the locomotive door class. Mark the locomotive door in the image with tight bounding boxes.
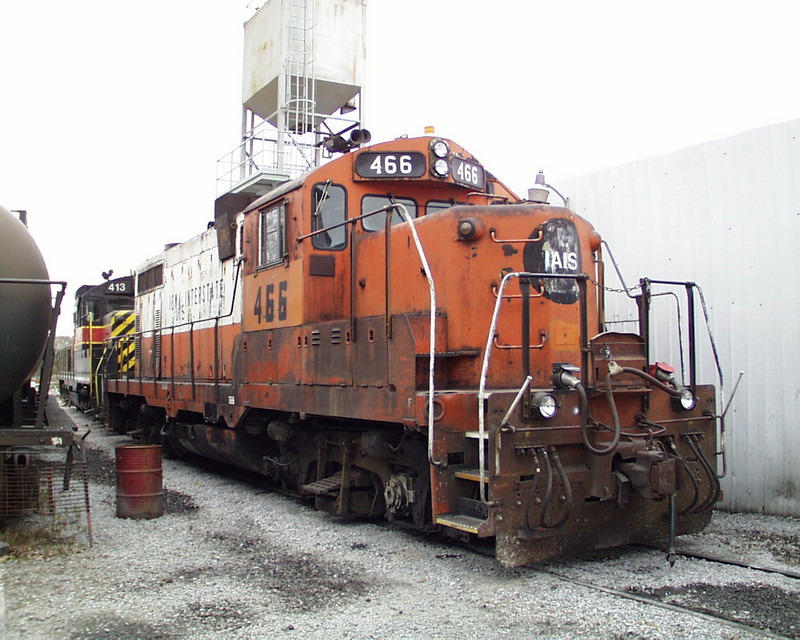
[349,196,413,389]
[241,201,305,390]
[135,291,163,380]
[306,183,355,388]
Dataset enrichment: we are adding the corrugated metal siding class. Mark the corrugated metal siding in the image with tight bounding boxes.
[559,119,800,516]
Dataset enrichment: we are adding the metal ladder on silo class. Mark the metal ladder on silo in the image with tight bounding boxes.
[281,0,317,169]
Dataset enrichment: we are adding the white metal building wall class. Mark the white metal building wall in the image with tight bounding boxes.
[558,118,800,516]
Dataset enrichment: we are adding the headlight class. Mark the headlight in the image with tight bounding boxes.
[678,388,697,411]
[531,392,558,419]
[432,158,449,177]
[431,139,449,158]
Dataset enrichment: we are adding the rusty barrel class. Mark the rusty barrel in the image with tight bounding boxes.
[115,444,164,519]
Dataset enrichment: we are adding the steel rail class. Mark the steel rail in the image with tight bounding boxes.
[539,568,794,640]
[638,543,800,581]
[452,538,795,640]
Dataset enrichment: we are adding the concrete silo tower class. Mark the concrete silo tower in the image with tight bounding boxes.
[217,0,367,198]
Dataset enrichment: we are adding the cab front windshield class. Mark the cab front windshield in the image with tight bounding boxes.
[361,195,418,231]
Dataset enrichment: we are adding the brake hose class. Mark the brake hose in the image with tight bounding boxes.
[575,380,621,455]
[615,365,684,397]
[686,434,721,512]
[685,435,714,511]
[541,447,573,529]
[538,448,554,527]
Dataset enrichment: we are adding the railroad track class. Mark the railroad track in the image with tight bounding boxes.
[128,431,800,639]
[538,560,798,640]
[508,542,798,640]
[639,543,800,581]
[393,525,800,640]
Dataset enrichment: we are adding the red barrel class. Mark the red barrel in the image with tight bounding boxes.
[115,445,164,519]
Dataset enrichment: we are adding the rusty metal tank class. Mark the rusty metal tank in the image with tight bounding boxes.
[0,204,52,405]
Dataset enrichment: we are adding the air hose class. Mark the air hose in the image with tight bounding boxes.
[555,366,622,456]
[574,379,621,456]
[685,434,722,511]
[525,446,575,531]
[613,364,684,398]
[541,447,573,529]
[538,448,554,525]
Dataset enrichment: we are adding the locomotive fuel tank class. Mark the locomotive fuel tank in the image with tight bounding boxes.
[0,204,51,404]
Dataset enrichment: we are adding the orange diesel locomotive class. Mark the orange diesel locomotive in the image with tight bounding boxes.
[105,136,720,566]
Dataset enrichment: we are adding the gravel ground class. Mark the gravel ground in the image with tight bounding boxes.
[1,405,799,640]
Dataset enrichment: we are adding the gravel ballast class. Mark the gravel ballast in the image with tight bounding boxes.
[2,406,799,640]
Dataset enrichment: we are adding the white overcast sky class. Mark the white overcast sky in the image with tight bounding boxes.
[1,0,798,334]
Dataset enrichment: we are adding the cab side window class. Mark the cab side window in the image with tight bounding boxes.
[259,204,286,268]
[311,183,347,250]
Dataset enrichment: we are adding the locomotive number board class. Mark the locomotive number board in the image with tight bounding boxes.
[355,152,426,179]
[105,277,133,295]
[451,157,486,190]
[354,150,487,190]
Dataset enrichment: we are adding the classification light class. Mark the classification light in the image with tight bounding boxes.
[432,158,449,177]
[431,139,449,158]
[457,219,476,239]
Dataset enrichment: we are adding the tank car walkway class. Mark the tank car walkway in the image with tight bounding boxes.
[0,394,76,447]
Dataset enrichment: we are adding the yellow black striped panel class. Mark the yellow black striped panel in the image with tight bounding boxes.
[112,311,135,337]
[114,311,136,372]
[118,342,136,373]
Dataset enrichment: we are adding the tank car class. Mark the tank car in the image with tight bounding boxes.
[58,275,135,412]
[105,136,721,566]
[0,204,53,425]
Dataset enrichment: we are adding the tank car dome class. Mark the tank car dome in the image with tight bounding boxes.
[0,204,52,405]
